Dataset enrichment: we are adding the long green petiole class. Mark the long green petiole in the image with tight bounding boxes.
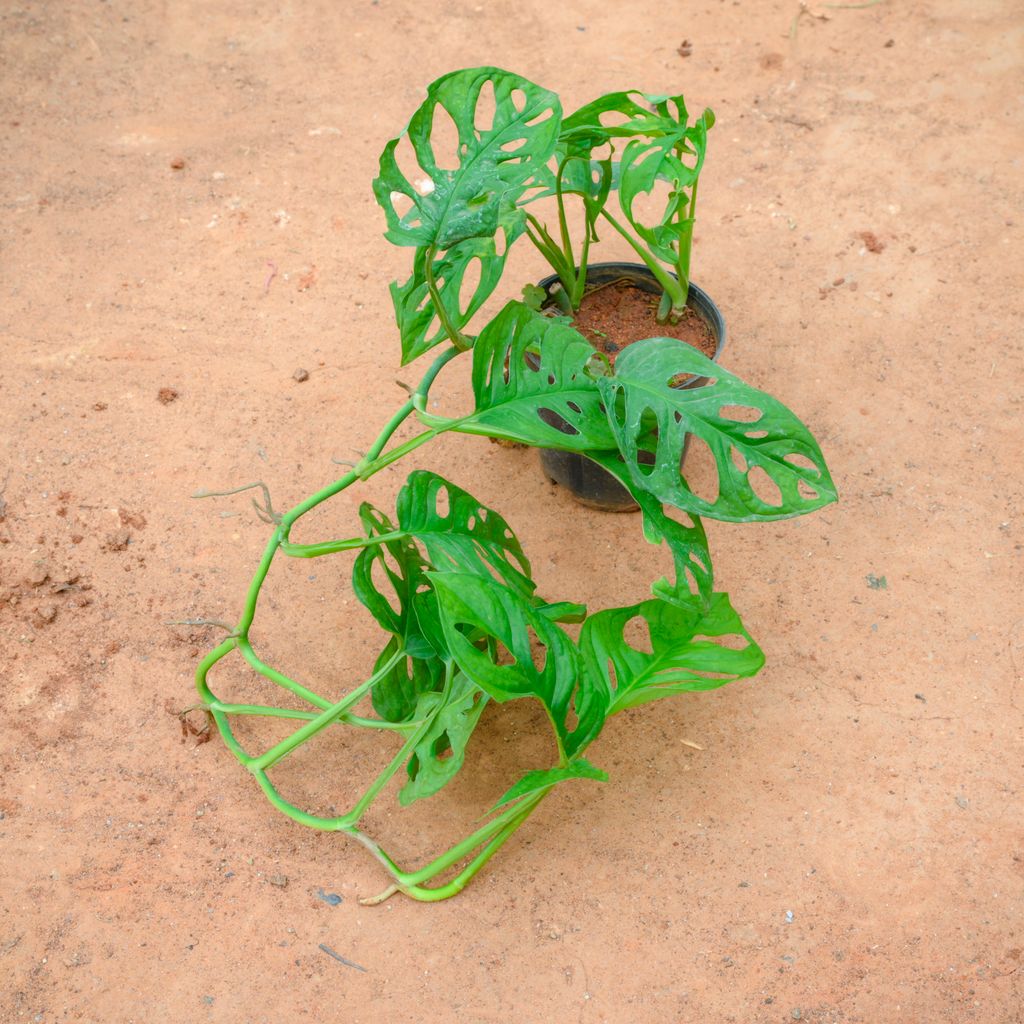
[593,202,687,319]
[193,341,578,901]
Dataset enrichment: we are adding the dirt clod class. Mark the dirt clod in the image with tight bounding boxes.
[858,230,886,253]
[32,603,57,627]
[26,564,50,588]
[157,387,179,405]
[170,157,185,170]
[102,529,131,552]
[118,509,147,530]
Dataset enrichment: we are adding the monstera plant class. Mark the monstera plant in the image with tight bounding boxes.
[194,67,836,903]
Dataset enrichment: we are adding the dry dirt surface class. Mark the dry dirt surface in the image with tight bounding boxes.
[2,2,1022,1022]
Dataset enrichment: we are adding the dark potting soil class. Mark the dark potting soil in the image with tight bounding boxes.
[568,279,717,367]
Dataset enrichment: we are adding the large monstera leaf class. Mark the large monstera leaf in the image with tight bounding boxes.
[431,572,608,758]
[374,67,560,249]
[374,68,561,363]
[598,337,837,522]
[396,470,535,599]
[423,301,617,451]
[579,592,764,714]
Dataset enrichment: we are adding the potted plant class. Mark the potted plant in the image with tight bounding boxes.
[193,67,836,903]
[376,71,724,510]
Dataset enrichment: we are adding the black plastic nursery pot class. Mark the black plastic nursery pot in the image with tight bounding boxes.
[537,261,727,512]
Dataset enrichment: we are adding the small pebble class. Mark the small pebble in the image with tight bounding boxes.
[170,157,186,170]
[269,874,289,888]
[293,368,310,383]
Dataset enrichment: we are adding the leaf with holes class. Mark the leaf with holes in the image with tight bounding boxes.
[618,99,714,266]
[396,470,535,598]
[598,337,837,522]
[369,635,447,723]
[579,592,764,714]
[424,301,617,451]
[351,504,431,642]
[373,67,560,251]
[430,572,608,758]
[589,451,714,606]
[488,758,607,813]
[391,212,524,365]
[400,672,489,805]
[351,504,447,720]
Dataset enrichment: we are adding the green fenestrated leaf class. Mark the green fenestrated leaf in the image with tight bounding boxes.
[561,90,693,142]
[396,470,535,599]
[351,504,430,641]
[618,100,714,266]
[579,592,764,714]
[598,337,837,522]
[488,758,607,813]
[588,451,714,606]
[430,572,608,757]
[400,672,489,805]
[390,222,522,365]
[424,301,617,452]
[351,504,446,721]
[373,67,561,251]
[369,635,446,723]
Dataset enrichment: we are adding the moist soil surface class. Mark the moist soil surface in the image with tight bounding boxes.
[3,3,1023,1023]
[569,280,717,365]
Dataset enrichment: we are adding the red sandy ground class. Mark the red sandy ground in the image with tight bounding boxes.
[1,2,1022,1021]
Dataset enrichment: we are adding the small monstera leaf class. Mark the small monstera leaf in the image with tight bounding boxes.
[579,592,764,714]
[620,105,714,262]
[390,221,522,364]
[374,67,560,362]
[374,67,560,250]
[488,759,607,813]
[399,672,489,805]
[369,635,446,723]
[426,301,617,451]
[397,470,535,597]
[598,337,837,522]
[351,504,447,720]
[431,572,608,758]
[351,504,431,644]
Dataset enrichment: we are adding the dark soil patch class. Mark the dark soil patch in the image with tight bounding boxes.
[568,280,717,366]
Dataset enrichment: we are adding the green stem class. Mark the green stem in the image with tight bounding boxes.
[595,204,686,316]
[554,157,577,284]
[372,790,549,902]
[249,647,405,771]
[674,175,698,304]
[423,245,470,351]
[236,637,332,711]
[281,530,405,559]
